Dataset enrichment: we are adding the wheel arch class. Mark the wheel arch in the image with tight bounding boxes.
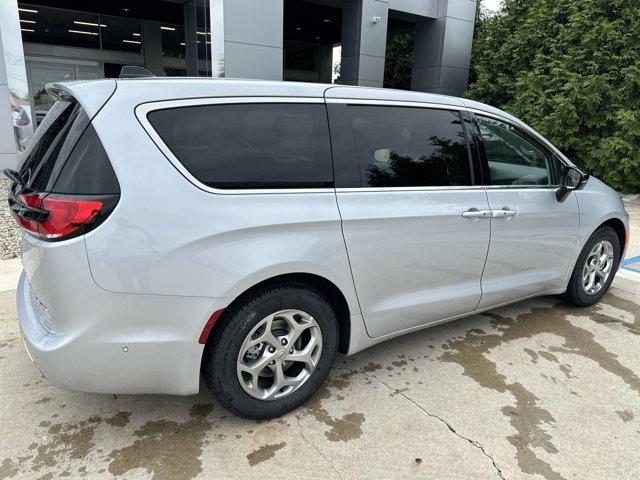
[600,217,627,258]
[204,272,352,355]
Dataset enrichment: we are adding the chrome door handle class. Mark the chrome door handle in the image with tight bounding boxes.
[492,209,518,218]
[462,209,492,219]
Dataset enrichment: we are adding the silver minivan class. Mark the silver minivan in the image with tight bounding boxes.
[9,76,629,418]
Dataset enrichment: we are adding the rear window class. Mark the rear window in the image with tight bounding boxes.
[17,99,119,194]
[147,103,334,189]
[19,100,87,191]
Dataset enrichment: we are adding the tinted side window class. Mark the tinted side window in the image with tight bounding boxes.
[348,106,471,188]
[476,116,554,186]
[52,124,120,194]
[148,103,333,189]
[19,100,89,192]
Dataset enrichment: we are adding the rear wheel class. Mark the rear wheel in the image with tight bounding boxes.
[202,283,338,419]
[563,226,620,307]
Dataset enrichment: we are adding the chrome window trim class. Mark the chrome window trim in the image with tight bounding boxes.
[485,184,559,190]
[326,97,465,111]
[135,96,334,195]
[336,185,558,193]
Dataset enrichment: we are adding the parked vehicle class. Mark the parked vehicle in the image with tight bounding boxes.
[8,76,629,419]
[11,104,31,151]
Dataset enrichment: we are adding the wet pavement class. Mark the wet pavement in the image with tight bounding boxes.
[0,197,639,480]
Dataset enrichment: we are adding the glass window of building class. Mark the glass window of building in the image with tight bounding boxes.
[19,5,101,50]
[161,24,185,59]
[100,15,142,53]
[29,63,74,113]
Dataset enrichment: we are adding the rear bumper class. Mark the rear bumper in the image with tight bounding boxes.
[17,270,230,395]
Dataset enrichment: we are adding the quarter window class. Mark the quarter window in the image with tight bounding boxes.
[148,103,333,189]
[476,116,555,186]
[348,106,472,188]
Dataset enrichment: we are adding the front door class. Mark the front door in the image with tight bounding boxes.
[474,115,580,309]
[333,103,491,338]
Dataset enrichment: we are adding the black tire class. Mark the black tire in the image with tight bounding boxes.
[202,283,338,419]
[563,226,620,307]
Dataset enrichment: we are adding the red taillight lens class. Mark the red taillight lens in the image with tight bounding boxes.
[39,195,103,240]
[10,192,45,235]
[8,192,118,242]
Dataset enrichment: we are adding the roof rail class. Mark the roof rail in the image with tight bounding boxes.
[119,66,156,79]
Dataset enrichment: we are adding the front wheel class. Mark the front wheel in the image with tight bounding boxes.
[202,283,338,419]
[563,226,620,307]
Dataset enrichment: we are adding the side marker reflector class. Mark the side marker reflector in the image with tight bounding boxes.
[198,309,224,344]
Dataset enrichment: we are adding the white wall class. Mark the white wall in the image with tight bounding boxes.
[0,32,19,172]
[0,0,33,173]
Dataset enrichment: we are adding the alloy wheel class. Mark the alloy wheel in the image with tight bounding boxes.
[236,309,323,400]
[581,240,614,295]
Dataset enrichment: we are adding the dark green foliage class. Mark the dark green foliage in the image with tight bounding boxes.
[384,32,414,90]
[467,0,640,192]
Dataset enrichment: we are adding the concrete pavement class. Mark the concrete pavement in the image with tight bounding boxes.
[0,198,639,480]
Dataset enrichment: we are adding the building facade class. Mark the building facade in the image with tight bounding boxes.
[0,0,476,170]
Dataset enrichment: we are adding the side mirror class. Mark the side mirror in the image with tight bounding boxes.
[556,166,589,202]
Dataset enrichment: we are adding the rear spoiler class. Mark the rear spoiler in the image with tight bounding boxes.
[46,80,117,119]
[45,85,75,102]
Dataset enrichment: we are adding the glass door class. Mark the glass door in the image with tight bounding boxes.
[26,60,104,124]
[77,65,103,80]
[28,62,74,119]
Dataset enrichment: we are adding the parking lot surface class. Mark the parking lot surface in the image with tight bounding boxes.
[0,197,639,480]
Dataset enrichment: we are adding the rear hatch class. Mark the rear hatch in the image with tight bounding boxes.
[6,87,120,308]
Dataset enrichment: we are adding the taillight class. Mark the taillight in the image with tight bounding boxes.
[39,195,104,240]
[10,192,46,235]
[8,192,118,241]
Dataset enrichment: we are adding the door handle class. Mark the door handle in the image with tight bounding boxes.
[492,209,518,218]
[462,209,492,219]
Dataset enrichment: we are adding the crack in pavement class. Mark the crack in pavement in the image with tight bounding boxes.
[340,367,506,480]
[295,414,344,480]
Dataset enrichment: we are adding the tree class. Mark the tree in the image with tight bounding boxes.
[334,31,414,89]
[384,32,414,90]
[467,0,640,192]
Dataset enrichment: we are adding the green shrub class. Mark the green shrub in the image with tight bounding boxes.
[467,0,640,192]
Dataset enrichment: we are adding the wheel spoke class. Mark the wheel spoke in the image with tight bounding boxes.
[282,373,306,390]
[287,330,321,370]
[597,261,612,278]
[251,313,280,348]
[595,243,604,257]
[264,361,287,400]
[584,270,596,293]
[278,310,317,346]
